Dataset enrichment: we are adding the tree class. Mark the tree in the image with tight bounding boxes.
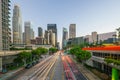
[69,47,91,63]
[31,49,40,60]
[49,47,58,54]
[18,51,32,66]
[37,47,48,55]
[31,47,48,60]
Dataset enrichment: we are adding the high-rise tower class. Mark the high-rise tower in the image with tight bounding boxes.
[24,21,31,44]
[62,27,68,48]
[69,24,76,39]
[0,0,11,50]
[12,4,22,44]
[47,24,57,46]
[38,27,43,37]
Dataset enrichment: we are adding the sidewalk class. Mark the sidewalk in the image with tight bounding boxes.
[0,67,24,80]
[70,56,101,80]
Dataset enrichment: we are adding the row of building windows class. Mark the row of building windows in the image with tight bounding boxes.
[92,52,120,60]
[93,60,112,76]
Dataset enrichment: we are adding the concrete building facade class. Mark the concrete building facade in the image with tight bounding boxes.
[30,28,34,39]
[47,24,57,46]
[24,21,31,45]
[0,0,11,50]
[92,31,98,44]
[83,46,120,80]
[69,24,76,39]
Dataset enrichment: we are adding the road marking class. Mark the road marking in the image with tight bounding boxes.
[49,57,59,80]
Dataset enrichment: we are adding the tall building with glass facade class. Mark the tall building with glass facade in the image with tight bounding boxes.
[69,24,76,39]
[0,0,11,50]
[62,27,68,48]
[24,21,31,45]
[24,21,34,45]
[30,28,34,39]
[12,4,22,44]
[38,27,43,37]
[47,24,57,46]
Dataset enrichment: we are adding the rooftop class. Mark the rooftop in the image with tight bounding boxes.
[83,46,120,51]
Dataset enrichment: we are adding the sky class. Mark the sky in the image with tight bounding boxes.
[10,0,120,43]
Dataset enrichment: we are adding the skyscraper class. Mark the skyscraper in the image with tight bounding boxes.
[12,4,22,44]
[62,27,68,48]
[22,32,25,44]
[44,30,56,46]
[24,21,31,44]
[91,31,98,44]
[69,24,76,39]
[47,24,57,46]
[38,27,43,37]
[30,28,34,39]
[0,0,11,50]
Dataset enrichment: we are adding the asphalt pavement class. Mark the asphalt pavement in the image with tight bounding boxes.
[47,55,66,80]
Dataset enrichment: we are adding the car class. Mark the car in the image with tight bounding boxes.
[32,62,36,66]
[36,60,39,63]
[25,64,32,69]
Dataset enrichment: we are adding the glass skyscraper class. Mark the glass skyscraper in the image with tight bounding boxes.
[12,4,22,44]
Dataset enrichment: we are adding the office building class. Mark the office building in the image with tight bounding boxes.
[67,37,84,47]
[47,24,57,46]
[62,27,68,48]
[84,35,93,43]
[44,30,50,44]
[24,21,31,44]
[12,4,22,44]
[30,28,34,39]
[0,0,11,50]
[38,27,43,37]
[44,30,55,46]
[22,32,25,44]
[91,31,98,44]
[83,46,120,80]
[98,32,116,43]
[69,24,76,38]
[85,32,116,44]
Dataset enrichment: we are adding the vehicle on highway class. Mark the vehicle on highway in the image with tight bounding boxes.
[32,61,38,66]
[25,64,32,69]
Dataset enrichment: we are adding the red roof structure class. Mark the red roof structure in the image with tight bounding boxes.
[82,46,120,51]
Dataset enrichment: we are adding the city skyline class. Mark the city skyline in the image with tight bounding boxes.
[10,0,120,43]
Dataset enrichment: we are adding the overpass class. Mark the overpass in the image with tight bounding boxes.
[0,50,31,72]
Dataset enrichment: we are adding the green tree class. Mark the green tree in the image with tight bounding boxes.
[18,51,32,66]
[31,47,48,60]
[49,47,58,54]
[69,47,91,63]
[37,47,48,55]
[31,49,41,61]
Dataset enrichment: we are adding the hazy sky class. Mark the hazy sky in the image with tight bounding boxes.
[10,0,120,43]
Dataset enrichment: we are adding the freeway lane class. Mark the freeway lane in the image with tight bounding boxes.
[47,54,66,80]
[66,56,87,80]
[6,52,59,80]
[5,51,88,80]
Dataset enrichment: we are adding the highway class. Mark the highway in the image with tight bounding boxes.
[47,54,65,80]
[7,52,59,80]
[65,55,87,80]
[6,51,88,80]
